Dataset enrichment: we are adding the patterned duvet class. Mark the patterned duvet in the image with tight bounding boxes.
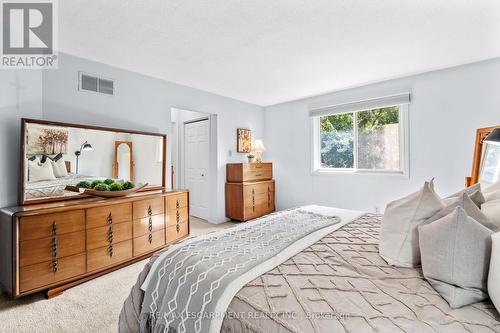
[120,214,500,333]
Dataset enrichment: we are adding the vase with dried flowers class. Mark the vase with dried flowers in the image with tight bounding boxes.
[247,153,255,163]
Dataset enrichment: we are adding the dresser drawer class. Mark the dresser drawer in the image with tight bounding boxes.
[244,192,273,207]
[243,169,272,182]
[87,203,132,229]
[166,193,188,211]
[243,181,274,196]
[166,207,189,228]
[86,221,132,251]
[246,163,272,172]
[244,198,275,221]
[20,231,85,267]
[133,198,164,220]
[19,210,85,241]
[133,215,164,238]
[166,220,189,244]
[227,163,273,182]
[87,240,132,272]
[19,253,86,293]
[133,229,165,256]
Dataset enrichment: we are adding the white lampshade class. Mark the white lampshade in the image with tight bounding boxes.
[252,139,266,152]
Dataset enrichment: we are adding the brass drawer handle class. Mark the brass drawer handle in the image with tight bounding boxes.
[176,200,180,209]
[51,222,58,273]
[176,211,180,223]
[148,217,153,244]
[176,224,180,233]
[255,173,262,177]
[107,212,113,257]
[148,205,153,216]
[254,165,263,169]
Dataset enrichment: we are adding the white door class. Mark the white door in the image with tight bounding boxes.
[184,119,210,220]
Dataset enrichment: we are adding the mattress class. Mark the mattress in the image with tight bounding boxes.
[119,208,500,333]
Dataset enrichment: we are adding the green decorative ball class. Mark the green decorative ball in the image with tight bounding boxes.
[122,181,135,190]
[91,180,103,188]
[93,183,110,191]
[76,181,91,189]
[109,183,124,191]
[104,179,115,185]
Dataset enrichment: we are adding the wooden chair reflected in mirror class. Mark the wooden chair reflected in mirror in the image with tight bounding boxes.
[113,141,134,182]
[467,125,500,186]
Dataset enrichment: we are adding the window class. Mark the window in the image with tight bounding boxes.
[311,95,409,175]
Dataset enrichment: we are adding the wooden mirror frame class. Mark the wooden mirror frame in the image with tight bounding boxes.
[20,118,167,205]
[466,125,500,187]
[113,141,134,181]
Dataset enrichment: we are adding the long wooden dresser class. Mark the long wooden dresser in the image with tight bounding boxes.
[0,190,189,298]
[225,163,275,221]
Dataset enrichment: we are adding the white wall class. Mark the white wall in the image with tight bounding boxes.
[264,58,500,213]
[41,53,264,222]
[0,71,43,207]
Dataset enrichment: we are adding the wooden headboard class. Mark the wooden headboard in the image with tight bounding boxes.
[466,125,500,186]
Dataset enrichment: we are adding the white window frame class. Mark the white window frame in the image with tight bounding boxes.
[311,104,409,177]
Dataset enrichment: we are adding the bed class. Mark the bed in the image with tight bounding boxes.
[25,174,106,199]
[119,206,500,333]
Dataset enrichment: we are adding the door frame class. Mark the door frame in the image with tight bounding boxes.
[171,108,218,222]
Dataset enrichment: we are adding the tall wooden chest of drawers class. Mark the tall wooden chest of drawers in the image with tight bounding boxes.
[0,190,189,298]
[225,163,275,221]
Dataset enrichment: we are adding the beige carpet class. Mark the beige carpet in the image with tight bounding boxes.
[0,217,237,333]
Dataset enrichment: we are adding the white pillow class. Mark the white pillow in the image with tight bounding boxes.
[482,199,500,228]
[484,180,500,202]
[427,192,497,230]
[443,183,485,207]
[379,180,444,267]
[419,207,493,308]
[488,232,500,313]
[28,160,56,182]
[51,158,68,178]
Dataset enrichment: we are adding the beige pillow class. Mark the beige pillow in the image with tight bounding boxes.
[488,232,500,313]
[51,158,68,178]
[419,207,493,308]
[379,180,444,267]
[28,160,56,182]
[427,192,497,230]
[443,183,485,207]
[482,199,500,228]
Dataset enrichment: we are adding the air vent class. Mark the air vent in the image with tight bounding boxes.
[79,72,114,96]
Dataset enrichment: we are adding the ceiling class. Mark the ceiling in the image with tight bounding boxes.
[60,0,500,106]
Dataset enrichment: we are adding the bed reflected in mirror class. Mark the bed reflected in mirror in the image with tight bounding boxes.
[22,119,165,203]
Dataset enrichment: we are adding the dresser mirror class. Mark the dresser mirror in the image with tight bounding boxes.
[479,132,500,185]
[467,125,500,186]
[21,119,166,204]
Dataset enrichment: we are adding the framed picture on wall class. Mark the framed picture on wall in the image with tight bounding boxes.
[237,128,252,153]
[27,126,69,154]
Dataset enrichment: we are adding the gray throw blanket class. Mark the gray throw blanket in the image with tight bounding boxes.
[139,209,340,333]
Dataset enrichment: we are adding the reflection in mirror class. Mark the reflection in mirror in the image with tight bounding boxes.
[114,141,134,182]
[24,121,164,202]
[480,142,500,185]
